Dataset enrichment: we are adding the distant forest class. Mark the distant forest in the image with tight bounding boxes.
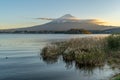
[0,29,105,34]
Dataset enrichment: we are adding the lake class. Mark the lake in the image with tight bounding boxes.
[0,34,119,80]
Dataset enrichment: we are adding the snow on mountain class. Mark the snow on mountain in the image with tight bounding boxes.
[52,14,80,23]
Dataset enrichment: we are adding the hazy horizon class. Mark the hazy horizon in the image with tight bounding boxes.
[0,0,120,29]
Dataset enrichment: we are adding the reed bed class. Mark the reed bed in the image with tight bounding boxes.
[41,34,120,67]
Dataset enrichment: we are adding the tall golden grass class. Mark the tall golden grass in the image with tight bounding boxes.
[41,34,120,67]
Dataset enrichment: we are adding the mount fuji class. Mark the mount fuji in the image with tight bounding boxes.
[2,14,120,33]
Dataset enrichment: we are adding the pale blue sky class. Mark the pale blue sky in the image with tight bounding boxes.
[0,0,120,29]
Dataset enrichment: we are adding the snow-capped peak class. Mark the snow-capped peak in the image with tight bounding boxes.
[59,14,76,19]
[52,14,80,23]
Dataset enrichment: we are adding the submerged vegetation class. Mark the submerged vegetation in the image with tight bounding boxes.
[111,74,120,80]
[41,34,120,69]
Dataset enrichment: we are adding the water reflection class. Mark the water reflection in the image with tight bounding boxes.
[41,55,59,64]
[40,53,104,73]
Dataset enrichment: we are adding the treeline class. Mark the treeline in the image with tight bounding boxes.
[0,29,103,34]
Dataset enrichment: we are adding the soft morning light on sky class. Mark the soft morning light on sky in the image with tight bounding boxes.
[0,0,120,29]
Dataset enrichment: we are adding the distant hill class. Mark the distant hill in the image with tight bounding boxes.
[103,27,120,33]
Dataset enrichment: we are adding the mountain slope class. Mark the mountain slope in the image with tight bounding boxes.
[15,14,114,31]
[16,22,113,31]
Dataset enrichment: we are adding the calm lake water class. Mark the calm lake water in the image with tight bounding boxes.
[0,34,119,80]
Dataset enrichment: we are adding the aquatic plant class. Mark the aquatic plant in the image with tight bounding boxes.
[41,45,59,64]
[41,37,106,66]
[111,74,120,80]
[41,34,120,68]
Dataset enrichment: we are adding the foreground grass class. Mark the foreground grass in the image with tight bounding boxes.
[106,34,120,51]
[41,34,120,68]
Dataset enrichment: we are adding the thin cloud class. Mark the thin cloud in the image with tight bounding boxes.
[81,19,108,25]
[34,18,55,20]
